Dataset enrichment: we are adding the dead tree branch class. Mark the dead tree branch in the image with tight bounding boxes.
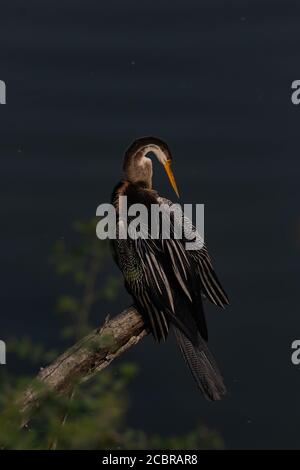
[19,306,147,424]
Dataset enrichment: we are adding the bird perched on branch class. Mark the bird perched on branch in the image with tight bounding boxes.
[111,137,229,400]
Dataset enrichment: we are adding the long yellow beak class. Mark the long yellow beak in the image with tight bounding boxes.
[164,159,180,198]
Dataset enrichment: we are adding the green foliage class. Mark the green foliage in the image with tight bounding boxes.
[0,219,224,450]
[51,218,119,340]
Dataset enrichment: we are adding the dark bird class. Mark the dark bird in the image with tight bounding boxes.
[111,136,229,400]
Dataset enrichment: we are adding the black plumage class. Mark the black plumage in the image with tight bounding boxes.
[110,137,229,401]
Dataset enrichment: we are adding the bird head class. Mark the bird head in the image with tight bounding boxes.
[123,136,180,198]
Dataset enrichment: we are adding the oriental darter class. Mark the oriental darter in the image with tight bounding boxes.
[110,137,229,400]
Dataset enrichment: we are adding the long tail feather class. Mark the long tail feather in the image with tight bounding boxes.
[173,326,226,401]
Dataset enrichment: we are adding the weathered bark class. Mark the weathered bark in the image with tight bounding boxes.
[19,306,147,424]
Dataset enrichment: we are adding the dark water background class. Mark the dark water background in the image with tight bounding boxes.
[1,0,300,449]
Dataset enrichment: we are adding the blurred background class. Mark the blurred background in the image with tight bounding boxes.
[0,0,300,449]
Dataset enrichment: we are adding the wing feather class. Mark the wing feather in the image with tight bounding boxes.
[113,191,228,344]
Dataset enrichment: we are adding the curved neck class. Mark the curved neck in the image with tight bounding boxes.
[122,145,154,188]
[123,143,169,188]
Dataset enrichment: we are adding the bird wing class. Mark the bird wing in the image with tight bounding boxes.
[112,227,177,342]
[112,192,228,343]
[157,197,229,309]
